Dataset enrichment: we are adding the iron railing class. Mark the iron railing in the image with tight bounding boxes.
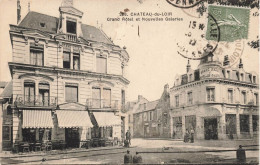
[86,98,119,109]
[14,95,57,107]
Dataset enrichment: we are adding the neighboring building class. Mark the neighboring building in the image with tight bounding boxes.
[0,82,13,151]
[133,100,159,138]
[125,95,148,137]
[170,54,259,140]
[4,0,130,151]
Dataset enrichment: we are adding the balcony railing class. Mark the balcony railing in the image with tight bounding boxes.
[66,34,77,42]
[14,95,57,107]
[86,99,119,110]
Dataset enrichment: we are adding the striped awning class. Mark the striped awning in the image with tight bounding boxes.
[93,112,121,127]
[56,110,93,128]
[22,110,53,128]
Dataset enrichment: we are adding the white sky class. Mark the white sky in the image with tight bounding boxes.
[0,0,259,101]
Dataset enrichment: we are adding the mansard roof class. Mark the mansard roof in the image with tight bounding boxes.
[19,11,113,45]
[0,81,13,98]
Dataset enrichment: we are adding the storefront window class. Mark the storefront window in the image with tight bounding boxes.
[22,128,36,142]
[2,126,11,141]
[240,115,249,133]
[225,114,236,135]
[253,115,259,132]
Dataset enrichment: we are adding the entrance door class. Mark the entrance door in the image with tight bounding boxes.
[65,128,80,148]
[204,118,218,140]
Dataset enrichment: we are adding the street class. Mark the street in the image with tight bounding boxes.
[0,138,258,164]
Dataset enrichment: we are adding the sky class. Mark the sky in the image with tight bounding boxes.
[0,0,259,101]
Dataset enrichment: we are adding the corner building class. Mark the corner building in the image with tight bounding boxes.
[7,1,129,150]
[170,54,259,140]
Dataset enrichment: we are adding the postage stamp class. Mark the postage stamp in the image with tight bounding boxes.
[206,5,250,42]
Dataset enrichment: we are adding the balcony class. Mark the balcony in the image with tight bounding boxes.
[86,99,119,110]
[14,95,57,107]
[66,34,77,42]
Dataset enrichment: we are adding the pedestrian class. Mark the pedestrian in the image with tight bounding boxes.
[126,130,131,147]
[133,152,143,164]
[236,145,246,163]
[124,150,133,164]
[184,129,189,143]
[190,128,194,143]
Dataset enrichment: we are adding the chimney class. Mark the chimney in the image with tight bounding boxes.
[28,2,30,12]
[223,55,230,66]
[17,0,21,24]
[164,84,169,93]
[186,59,191,73]
[138,95,142,102]
[61,0,73,7]
[239,59,243,69]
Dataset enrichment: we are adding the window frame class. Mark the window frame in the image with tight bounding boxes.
[241,91,247,104]
[2,125,11,141]
[187,91,193,105]
[175,95,179,107]
[30,46,44,66]
[206,87,215,102]
[228,89,233,103]
[66,20,77,34]
[96,55,107,74]
[65,84,78,103]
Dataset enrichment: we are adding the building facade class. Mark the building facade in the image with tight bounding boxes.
[170,54,259,140]
[3,0,130,151]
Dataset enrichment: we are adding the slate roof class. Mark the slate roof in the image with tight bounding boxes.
[0,81,12,98]
[19,11,113,45]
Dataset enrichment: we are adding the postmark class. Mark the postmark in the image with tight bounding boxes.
[206,5,250,42]
[177,13,220,60]
[166,0,205,9]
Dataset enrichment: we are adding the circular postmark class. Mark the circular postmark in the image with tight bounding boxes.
[165,0,206,9]
[176,13,220,60]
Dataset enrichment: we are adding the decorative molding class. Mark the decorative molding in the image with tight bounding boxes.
[24,36,28,45]
[45,40,48,48]
[18,73,54,81]
[88,80,114,87]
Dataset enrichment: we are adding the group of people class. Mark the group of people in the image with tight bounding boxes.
[124,150,142,164]
[184,128,195,143]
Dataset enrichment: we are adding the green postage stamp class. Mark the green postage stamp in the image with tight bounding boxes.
[206,5,250,42]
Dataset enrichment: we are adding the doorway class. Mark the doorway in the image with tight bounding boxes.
[65,128,80,148]
[204,118,218,140]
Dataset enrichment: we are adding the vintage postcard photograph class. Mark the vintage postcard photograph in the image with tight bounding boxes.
[0,0,259,164]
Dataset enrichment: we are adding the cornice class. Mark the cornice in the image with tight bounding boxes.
[9,62,130,85]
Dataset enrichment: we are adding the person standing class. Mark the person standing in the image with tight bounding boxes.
[124,150,133,164]
[184,129,189,143]
[126,130,131,146]
[190,128,194,143]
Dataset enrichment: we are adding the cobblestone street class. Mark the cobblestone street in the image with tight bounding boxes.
[0,138,258,164]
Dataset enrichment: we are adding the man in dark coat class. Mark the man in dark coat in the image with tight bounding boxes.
[126,130,131,146]
[124,150,133,164]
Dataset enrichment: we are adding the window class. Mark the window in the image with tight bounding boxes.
[175,95,179,107]
[189,74,193,81]
[240,115,249,133]
[63,52,70,69]
[121,90,125,107]
[92,87,101,108]
[7,105,12,115]
[39,83,49,106]
[227,70,230,79]
[253,115,259,132]
[65,84,78,102]
[73,53,80,70]
[228,89,233,103]
[96,56,107,73]
[30,46,43,66]
[254,93,258,105]
[253,76,256,83]
[149,111,153,121]
[24,81,35,105]
[66,20,76,34]
[22,128,36,142]
[103,88,111,108]
[241,91,246,104]
[206,87,215,102]
[2,126,11,141]
[188,92,193,105]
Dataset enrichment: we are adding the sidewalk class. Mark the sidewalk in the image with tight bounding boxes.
[0,145,127,158]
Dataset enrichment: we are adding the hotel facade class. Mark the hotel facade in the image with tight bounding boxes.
[1,0,129,151]
[170,54,259,140]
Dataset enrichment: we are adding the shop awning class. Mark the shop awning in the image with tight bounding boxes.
[22,110,53,128]
[93,112,121,127]
[198,107,222,117]
[56,110,93,128]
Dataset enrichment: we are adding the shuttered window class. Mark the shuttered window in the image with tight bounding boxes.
[63,52,70,69]
[30,47,43,66]
[96,57,107,73]
[65,85,78,102]
[103,89,111,108]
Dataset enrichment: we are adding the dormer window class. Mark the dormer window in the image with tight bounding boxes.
[253,76,256,83]
[227,70,230,79]
[240,73,244,81]
[66,20,76,34]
